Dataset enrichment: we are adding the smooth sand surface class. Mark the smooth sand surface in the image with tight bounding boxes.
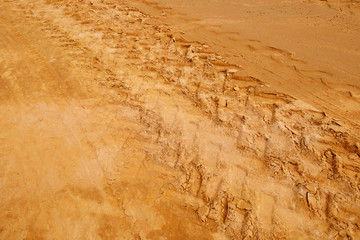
[0,0,359,239]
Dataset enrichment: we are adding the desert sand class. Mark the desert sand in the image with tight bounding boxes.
[0,0,359,239]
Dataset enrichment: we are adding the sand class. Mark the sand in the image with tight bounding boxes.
[0,0,359,239]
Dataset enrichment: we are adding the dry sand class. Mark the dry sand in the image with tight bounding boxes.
[0,0,359,239]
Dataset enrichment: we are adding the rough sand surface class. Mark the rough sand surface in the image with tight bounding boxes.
[0,0,359,239]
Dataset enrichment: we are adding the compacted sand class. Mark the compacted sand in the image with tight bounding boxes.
[0,0,360,239]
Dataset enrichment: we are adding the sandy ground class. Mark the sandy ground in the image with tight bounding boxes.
[0,0,359,239]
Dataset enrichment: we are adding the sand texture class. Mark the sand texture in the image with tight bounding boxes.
[0,0,360,239]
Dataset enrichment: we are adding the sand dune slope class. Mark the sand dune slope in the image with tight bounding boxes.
[0,0,360,239]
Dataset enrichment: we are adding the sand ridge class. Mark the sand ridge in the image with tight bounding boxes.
[0,0,359,239]
[130,0,360,133]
